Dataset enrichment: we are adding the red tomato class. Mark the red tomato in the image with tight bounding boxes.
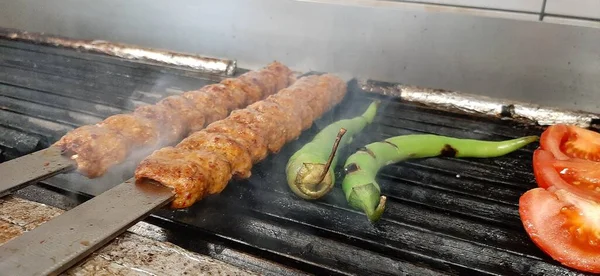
[540,124,600,161]
[527,124,600,273]
[532,149,600,201]
[519,188,600,273]
[534,125,600,201]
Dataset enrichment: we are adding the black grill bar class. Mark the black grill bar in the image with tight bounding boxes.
[0,83,122,118]
[0,38,591,275]
[0,109,72,145]
[0,39,215,158]
[0,45,172,87]
[0,94,101,127]
[0,125,40,152]
[0,65,140,107]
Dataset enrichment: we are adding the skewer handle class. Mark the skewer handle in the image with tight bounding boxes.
[0,178,174,276]
[0,147,76,198]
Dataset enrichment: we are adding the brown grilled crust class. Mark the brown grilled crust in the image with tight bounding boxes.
[268,62,298,91]
[248,101,292,148]
[182,89,229,123]
[255,70,280,95]
[53,61,294,178]
[266,94,313,132]
[99,114,160,148]
[53,125,130,178]
[224,78,263,105]
[135,147,231,208]
[277,76,321,128]
[177,131,252,179]
[227,108,285,154]
[220,78,251,107]
[135,74,348,209]
[239,72,270,97]
[157,95,206,134]
[134,104,187,145]
[323,74,348,104]
[204,120,269,163]
[203,84,239,112]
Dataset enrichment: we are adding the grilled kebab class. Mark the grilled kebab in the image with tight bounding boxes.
[53,62,295,178]
[135,74,348,208]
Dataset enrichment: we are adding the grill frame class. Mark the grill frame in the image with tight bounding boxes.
[0,37,593,276]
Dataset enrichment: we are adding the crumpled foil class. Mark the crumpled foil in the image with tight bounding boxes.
[0,28,237,76]
[359,79,599,128]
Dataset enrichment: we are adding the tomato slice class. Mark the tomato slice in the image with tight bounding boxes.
[527,124,600,273]
[532,149,600,201]
[519,188,600,273]
[540,124,571,160]
[553,159,600,191]
[541,124,600,161]
[534,124,600,201]
[532,149,557,189]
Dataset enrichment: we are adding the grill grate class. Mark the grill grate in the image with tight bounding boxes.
[0,38,590,275]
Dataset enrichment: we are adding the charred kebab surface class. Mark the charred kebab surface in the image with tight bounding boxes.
[135,74,348,209]
[53,62,295,178]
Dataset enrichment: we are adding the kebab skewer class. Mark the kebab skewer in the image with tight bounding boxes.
[135,74,348,208]
[0,73,348,276]
[0,62,295,199]
[53,62,295,178]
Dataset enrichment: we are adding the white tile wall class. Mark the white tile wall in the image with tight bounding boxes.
[397,0,543,12]
[544,16,600,28]
[545,0,600,20]
[311,0,600,24]
[379,0,600,28]
[306,0,540,21]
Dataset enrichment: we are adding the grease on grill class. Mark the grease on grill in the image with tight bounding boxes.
[440,144,458,157]
[500,104,516,118]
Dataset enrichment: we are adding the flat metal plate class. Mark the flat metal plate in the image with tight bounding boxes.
[0,178,174,276]
[0,147,75,198]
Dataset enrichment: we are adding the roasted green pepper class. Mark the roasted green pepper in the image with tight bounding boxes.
[286,101,379,200]
[342,134,539,223]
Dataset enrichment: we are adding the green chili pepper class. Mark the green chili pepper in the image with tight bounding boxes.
[341,134,540,223]
[286,100,380,200]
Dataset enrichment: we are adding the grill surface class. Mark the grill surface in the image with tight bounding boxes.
[0,38,590,276]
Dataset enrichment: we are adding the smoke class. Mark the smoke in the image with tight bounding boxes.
[46,73,188,197]
[42,58,384,221]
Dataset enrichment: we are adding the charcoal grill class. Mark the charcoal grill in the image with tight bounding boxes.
[0,32,593,276]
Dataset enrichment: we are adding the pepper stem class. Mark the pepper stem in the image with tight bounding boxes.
[315,128,347,185]
[348,182,387,223]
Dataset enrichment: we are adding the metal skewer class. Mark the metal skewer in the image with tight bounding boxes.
[0,147,76,198]
[0,178,174,276]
